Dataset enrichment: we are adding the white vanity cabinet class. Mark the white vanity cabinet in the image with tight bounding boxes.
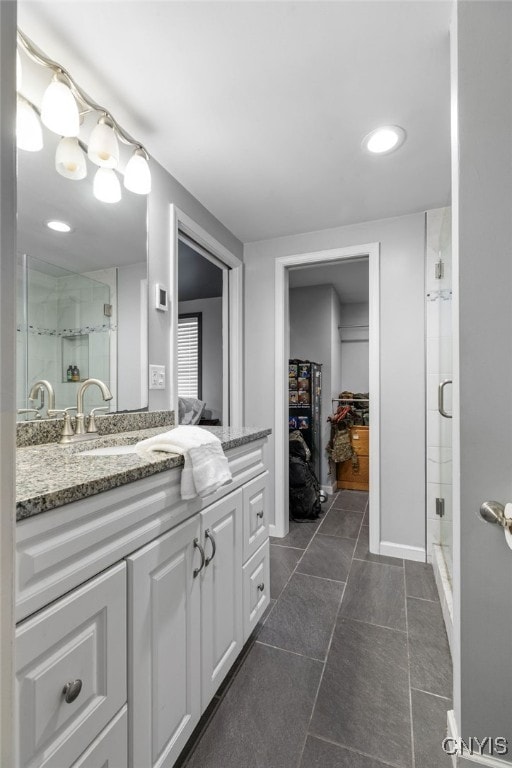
[199,488,244,708]
[16,434,270,768]
[127,514,202,768]
[15,563,127,768]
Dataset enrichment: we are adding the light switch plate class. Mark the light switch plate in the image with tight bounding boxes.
[149,364,166,390]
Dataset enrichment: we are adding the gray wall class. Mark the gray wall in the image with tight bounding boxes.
[178,297,223,422]
[117,262,147,411]
[245,211,426,552]
[0,3,16,761]
[339,302,370,393]
[289,284,337,488]
[147,159,243,411]
[453,1,512,756]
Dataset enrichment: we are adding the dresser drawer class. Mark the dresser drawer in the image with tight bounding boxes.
[16,563,127,768]
[71,706,127,768]
[242,471,269,562]
[242,539,270,643]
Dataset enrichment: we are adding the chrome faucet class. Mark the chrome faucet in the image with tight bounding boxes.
[75,378,113,435]
[28,379,56,416]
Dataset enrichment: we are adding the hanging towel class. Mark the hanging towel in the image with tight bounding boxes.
[136,425,232,500]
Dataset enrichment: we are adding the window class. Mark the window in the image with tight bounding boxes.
[177,313,202,398]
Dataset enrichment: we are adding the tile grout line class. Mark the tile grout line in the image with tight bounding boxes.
[296,493,368,767]
[403,563,417,768]
[410,685,452,702]
[293,490,367,768]
[306,732,409,768]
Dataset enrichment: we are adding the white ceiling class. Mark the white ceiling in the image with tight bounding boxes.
[18,1,452,244]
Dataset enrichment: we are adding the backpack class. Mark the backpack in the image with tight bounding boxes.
[289,433,321,520]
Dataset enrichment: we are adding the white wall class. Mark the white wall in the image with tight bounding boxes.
[452,1,512,757]
[339,302,369,393]
[289,284,336,488]
[147,161,243,412]
[245,211,426,553]
[178,297,223,422]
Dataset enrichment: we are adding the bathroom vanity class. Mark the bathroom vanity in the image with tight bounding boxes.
[15,420,271,768]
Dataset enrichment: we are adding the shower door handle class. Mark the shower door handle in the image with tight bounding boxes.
[438,379,452,419]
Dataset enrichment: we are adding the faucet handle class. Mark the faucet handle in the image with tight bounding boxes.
[48,407,77,439]
[87,406,110,434]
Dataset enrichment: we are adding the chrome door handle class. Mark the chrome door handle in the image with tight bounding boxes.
[438,379,452,419]
[193,538,206,577]
[204,529,217,566]
[479,501,512,530]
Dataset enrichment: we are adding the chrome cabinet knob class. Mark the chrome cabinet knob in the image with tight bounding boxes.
[63,678,82,704]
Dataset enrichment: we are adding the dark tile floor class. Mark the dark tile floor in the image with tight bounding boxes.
[176,491,453,768]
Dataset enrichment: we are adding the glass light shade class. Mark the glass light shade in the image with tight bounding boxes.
[88,118,119,168]
[93,167,122,203]
[16,97,43,152]
[124,149,151,194]
[55,137,87,180]
[41,77,80,137]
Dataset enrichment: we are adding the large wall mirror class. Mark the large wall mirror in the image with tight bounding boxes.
[16,120,148,420]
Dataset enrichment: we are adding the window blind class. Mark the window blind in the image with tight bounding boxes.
[177,314,202,398]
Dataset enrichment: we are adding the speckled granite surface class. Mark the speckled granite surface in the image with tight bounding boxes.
[16,410,175,447]
[16,425,271,521]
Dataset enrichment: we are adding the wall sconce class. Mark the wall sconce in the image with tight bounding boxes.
[16,28,151,202]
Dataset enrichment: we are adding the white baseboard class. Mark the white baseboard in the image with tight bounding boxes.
[447,710,512,767]
[379,541,425,561]
[321,482,337,496]
[432,544,454,657]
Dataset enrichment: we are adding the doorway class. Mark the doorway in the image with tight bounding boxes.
[274,243,380,552]
[177,234,227,425]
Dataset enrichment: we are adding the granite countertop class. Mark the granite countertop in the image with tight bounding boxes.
[16,425,271,521]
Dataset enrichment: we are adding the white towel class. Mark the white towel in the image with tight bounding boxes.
[136,426,232,500]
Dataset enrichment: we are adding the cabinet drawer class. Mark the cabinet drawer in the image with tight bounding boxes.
[71,706,127,768]
[242,471,269,561]
[242,539,270,643]
[16,563,127,768]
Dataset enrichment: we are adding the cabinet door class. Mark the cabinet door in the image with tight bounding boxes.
[127,515,201,768]
[15,563,126,768]
[242,471,269,561]
[200,489,243,708]
[71,706,127,768]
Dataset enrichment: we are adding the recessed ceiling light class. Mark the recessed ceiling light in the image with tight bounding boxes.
[362,125,406,155]
[46,220,72,233]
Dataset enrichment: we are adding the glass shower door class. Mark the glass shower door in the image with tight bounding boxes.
[426,207,453,581]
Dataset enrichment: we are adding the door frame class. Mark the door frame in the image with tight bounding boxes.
[170,205,243,427]
[274,242,380,555]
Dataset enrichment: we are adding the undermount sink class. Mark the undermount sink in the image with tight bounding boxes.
[81,444,139,457]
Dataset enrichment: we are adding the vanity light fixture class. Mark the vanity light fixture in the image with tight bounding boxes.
[88,116,120,169]
[55,137,87,180]
[16,27,152,201]
[124,147,152,194]
[46,220,72,233]
[362,125,406,155]
[93,167,122,204]
[40,75,80,137]
[16,96,43,152]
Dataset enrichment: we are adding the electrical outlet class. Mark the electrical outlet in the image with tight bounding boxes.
[149,364,166,390]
